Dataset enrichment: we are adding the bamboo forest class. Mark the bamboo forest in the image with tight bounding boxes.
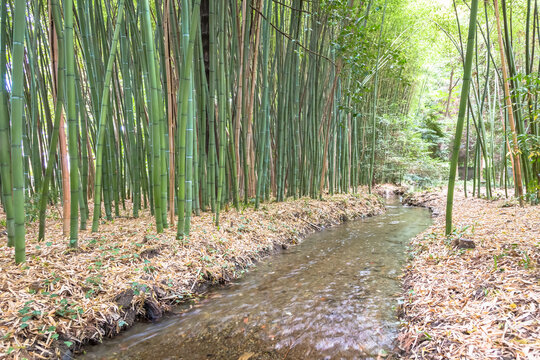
[0,0,539,358]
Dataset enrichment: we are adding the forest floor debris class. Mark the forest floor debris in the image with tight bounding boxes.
[399,188,540,359]
[0,192,384,359]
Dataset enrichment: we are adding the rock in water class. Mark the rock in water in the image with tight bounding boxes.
[144,299,163,321]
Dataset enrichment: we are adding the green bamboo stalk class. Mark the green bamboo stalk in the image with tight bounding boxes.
[446,0,479,235]
[65,0,79,248]
[255,0,272,209]
[141,0,164,232]
[185,77,194,235]
[74,65,88,230]
[91,0,126,232]
[11,0,28,263]
[0,0,14,247]
[120,20,140,217]
[208,0,217,213]
[368,0,388,192]
[177,0,201,238]
[215,0,227,227]
[38,0,65,243]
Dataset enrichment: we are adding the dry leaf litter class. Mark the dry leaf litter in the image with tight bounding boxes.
[399,188,540,359]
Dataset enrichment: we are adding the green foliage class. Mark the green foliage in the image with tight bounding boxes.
[24,193,41,223]
[54,298,83,319]
[418,103,449,159]
[374,112,449,186]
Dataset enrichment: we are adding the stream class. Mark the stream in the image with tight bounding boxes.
[82,198,431,360]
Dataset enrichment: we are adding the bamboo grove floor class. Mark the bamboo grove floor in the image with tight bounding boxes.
[399,188,540,359]
[0,191,384,359]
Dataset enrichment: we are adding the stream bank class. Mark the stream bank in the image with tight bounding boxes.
[399,188,540,359]
[81,194,431,360]
[0,192,384,359]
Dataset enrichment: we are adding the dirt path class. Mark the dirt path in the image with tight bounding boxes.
[399,189,539,359]
[0,192,384,359]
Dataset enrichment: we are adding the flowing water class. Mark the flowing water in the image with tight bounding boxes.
[82,199,431,360]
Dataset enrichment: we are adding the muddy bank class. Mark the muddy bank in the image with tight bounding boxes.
[0,192,384,359]
[399,189,540,359]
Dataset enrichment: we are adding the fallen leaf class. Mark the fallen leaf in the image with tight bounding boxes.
[238,352,255,360]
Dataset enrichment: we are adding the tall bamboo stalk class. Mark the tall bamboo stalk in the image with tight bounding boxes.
[446,0,479,235]
[65,0,79,247]
[92,0,126,232]
[11,0,28,263]
[0,0,14,247]
[493,0,524,205]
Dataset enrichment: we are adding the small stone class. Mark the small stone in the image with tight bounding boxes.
[114,289,134,309]
[61,349,73,360]
[140,247,160,259]
[453,238,476,249]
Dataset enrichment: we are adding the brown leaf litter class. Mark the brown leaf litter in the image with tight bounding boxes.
[399,188,540,359]
[0,192,384,359]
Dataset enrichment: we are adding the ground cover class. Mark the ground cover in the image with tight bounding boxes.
[399,189,539,359]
